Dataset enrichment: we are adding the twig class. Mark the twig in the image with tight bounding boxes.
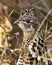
[40,0,50,10]
[37,48,52,62]
[33,9,52,62]
[44,35,52,41]
[41,48,52,58]
[9,9,14,17]
[33,9,52,40]
[42,57,52,62]
[35,1,41,5]
[40,12,52,24]
[14,12,27,24]
[32,4,52,16]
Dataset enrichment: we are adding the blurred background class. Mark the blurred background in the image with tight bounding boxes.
[0,0,52,65]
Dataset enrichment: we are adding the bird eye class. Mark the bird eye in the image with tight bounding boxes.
[26,20,30,23]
